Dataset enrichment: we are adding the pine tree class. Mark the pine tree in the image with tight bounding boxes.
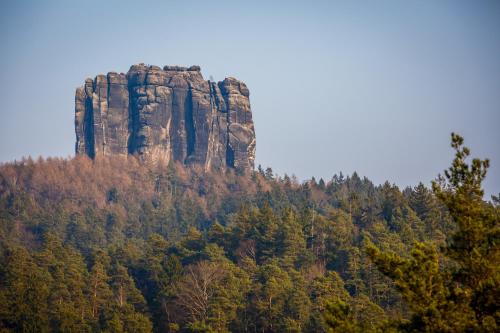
[367,133,499,331]
[432,133,499,329]
[0,246,51,332]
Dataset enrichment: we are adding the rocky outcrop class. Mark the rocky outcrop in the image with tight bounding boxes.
[75,64,256,172]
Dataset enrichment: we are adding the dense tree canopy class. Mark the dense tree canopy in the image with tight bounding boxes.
[0,134,497,332]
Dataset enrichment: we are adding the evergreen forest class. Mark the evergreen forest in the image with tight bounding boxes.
[0,134,498,332]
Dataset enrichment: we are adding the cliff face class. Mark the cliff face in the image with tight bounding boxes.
[75,64,256,171]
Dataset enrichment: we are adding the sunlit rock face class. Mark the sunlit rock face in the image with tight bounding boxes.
[75,64,256,172]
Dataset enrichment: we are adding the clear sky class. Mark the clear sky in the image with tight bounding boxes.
[1,0,499,197]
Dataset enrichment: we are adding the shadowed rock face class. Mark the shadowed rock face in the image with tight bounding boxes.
[75,64,256,172]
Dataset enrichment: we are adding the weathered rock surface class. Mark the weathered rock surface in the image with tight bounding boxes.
[75,64,256,171]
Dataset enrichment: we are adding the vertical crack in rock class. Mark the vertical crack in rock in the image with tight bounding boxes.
[75,64,256,172]
[204,81,220,171]
[84,96,95,159]
[185,87,196,162]
[221,81,234,169]
[226,145,235,168]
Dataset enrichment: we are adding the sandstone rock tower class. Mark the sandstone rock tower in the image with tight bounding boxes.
[75,64,256,171]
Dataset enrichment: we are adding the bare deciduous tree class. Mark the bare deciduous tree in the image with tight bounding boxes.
[175,261,223,322]
[236,239,256,263]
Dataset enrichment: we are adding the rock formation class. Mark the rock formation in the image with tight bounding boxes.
[75,64,256,171]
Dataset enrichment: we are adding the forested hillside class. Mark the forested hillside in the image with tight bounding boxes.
[0,134,498,332]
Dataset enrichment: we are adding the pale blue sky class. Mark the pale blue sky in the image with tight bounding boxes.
[1,0,499,196]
